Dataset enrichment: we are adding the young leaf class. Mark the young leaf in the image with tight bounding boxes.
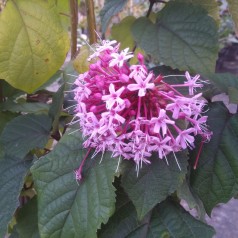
[15,197,40,238]
[0,0,69,93]
[31,132,118,238]
[100,0,128,33]
[0,155,32,238]
[99,198,215,238]
[0,114,52,158]
[132,2,218,74]
[121,152,188,220]
[191,102,238,214]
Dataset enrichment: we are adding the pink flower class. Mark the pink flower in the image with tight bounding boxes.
[109,48,133,67]
[127,72,155,97]
[150,109,175,136]
[102,83,125,109]
[184,71,207,95]
[72,39,212,180]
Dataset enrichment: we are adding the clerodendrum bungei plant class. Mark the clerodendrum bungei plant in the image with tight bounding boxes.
[0,0,238,238]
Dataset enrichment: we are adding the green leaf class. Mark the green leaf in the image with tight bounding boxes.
[227,0,238,34]
[111,16,136,50]
[132,2,218,73]
[228,87,238,104]
[0,111,18,134]
[177,179,206,219]
[99,198,215,238]
[121,152,188,220]
[0,114,52,158]
[0,0,69,93]
[0,155,32,238]
[15,197,40,238]
[191,102,238,214]
[0,101,50,113]
[48,83,65,133]
[180,0,220,23]
[208,73,238,103]
[31,132,118,238]
[100,0,128,33]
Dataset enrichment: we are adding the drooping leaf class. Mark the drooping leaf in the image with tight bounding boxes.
[0,0,69,93]
[0,155,32,238]
[0,114,52,158]
[132,2,218,73]
[99,198,215,238]
[121,152,188,220]
[100,0,128,33]
[15,197,40,238]
[191,102,238,214]
[31,132,118,238]
[227,0,238,34]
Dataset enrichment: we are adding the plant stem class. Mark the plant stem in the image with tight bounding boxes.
[146,0,156,18]
[85,0,97,44]
[69,0,78,59]
[132,0,157,53]
[0,80,3,102]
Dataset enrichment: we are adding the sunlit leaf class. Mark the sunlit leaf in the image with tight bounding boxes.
[0,0,69,93]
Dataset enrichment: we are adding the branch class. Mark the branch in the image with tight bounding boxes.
[69,0,78,59]
[85,0,97,44]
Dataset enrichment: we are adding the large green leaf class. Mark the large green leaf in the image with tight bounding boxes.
[15,197,40,238]
[227,0,238,34]
[99,198,215,238]
[0,155,32,238]
[31,132,118,238]
[132,2,218,73]
[191,102,238,214]
[0,0,69,93]
[0,114,52,158]
[100,0,128,33]
[121,152,188,220]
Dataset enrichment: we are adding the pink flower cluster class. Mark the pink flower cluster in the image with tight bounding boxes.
[73,40,211,178]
